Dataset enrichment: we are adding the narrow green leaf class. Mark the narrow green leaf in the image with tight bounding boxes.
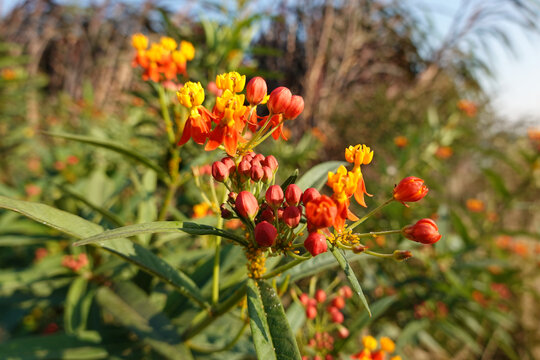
[0,333,108,359]
[280,169,299,190]
[247,279,277,360]
[295,161,347,191]
[64,277,92,334]
[43,132,170,182]
[73,221,247,247]
[0,196,208,309]
[329,245,371,316]
[257,280,302,360]
[96,283,192,360]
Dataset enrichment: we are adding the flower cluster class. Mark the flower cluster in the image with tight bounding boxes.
[61,253,88,272]
[351,335,401,360]
[178,73,304,156]
[298,286,353,360]
[131,34,195,83]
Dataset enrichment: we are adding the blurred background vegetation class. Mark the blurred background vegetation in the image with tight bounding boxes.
[0,0,539,359]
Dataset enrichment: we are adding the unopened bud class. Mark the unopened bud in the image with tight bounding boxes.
[254,221,277,247]
[267,86,292,114]
[250,164,264,182]
[284,95,304,119]
[283,206,301,228]
[393,250,413,261]
[220,204,233,219]
[221,157,236,174]
[302,187,321,205]
[304,232,327,257]
[262,166,273,184]
[315,289,327,303]
[352,244,368,253]
[238,160,252,179]
[265,185,284,208]
[212,161,229,182]
[246,77,267,105]
[263,155,279,172]
[235,191,259,219]
[285,184,302,206]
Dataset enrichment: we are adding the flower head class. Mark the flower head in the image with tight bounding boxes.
[177,82,205,108]
[305,195,337,230]
[216,71,246,93]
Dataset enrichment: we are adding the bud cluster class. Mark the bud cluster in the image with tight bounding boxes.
[298,286,354,360]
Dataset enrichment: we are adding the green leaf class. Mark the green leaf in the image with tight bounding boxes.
[329,245,371,316]
[43,132,170,182]
[482,168,510,199]
[295,161,347,191]
[0,333,109,359]
[257,280,302,360]
[64,277,93,335]
[247,279,277,360]
[73,221,247,247]
[96,282,192,360]
[0,196,208,309]
[280,169,299,190]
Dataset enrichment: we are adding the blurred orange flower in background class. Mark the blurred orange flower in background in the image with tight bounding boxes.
[393,136,408,148]
[466,198,485,212]
[457,99,477,117]
[435,146,453,159]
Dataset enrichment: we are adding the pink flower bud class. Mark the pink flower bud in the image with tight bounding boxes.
[304,232,327,256]
[235,191,259,219]
[283,206,301,228]
[315,289,327,303]
[302,187,321,205]
[284,95,304,119]
[265,185,284,208]
[263,155,279,172]
[250,164,264,182]
[337,326,349,339]
[246,77,267,105]
[212,161,229,182]
[285,184,302,206]
[267,86,292,114]
[254,221,277,247]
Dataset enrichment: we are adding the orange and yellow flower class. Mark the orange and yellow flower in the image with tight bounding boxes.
[177,82,215,145]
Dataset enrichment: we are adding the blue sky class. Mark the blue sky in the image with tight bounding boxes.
[2,0,539,123]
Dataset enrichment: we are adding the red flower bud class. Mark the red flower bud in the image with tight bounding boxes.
[260,208,275,222]
[262,155,279,172]
[393,249,413,261]
[302,187,321,205]
[246,77,267,105]
[305,195,337,230]
[284,95,304,119]
[306,305,317,319]
[315,289,327,303]
[299,293,310,306]
[220,203,233,219]
[338,286,353,299]
[304,232,328,256]
[285,184,302,206]
[402,218,442,244]
[283,206,301,228]
[235,191,259,219]
[227,191,237,204]
[250,164,264,182]
[212,161,229,182]
[265,185,284,208]
[252,153,265,163]
[267,86,292,114]
[331,296,345,309]
[330,310,344,324]
[221,157,236,173]
[237,160,252,179]
[254,221,277,247]
[262,166,273,183]
[393,176,428,204]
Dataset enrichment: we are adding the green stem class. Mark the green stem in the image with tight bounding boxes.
[157,85,175,145]
[348,197,394,232]
[354,229,403,238]
[364,249,394,259]
[252,117,283,147]
[243,111,274,150]
[211,180,225,306]
[261,256,311,280]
